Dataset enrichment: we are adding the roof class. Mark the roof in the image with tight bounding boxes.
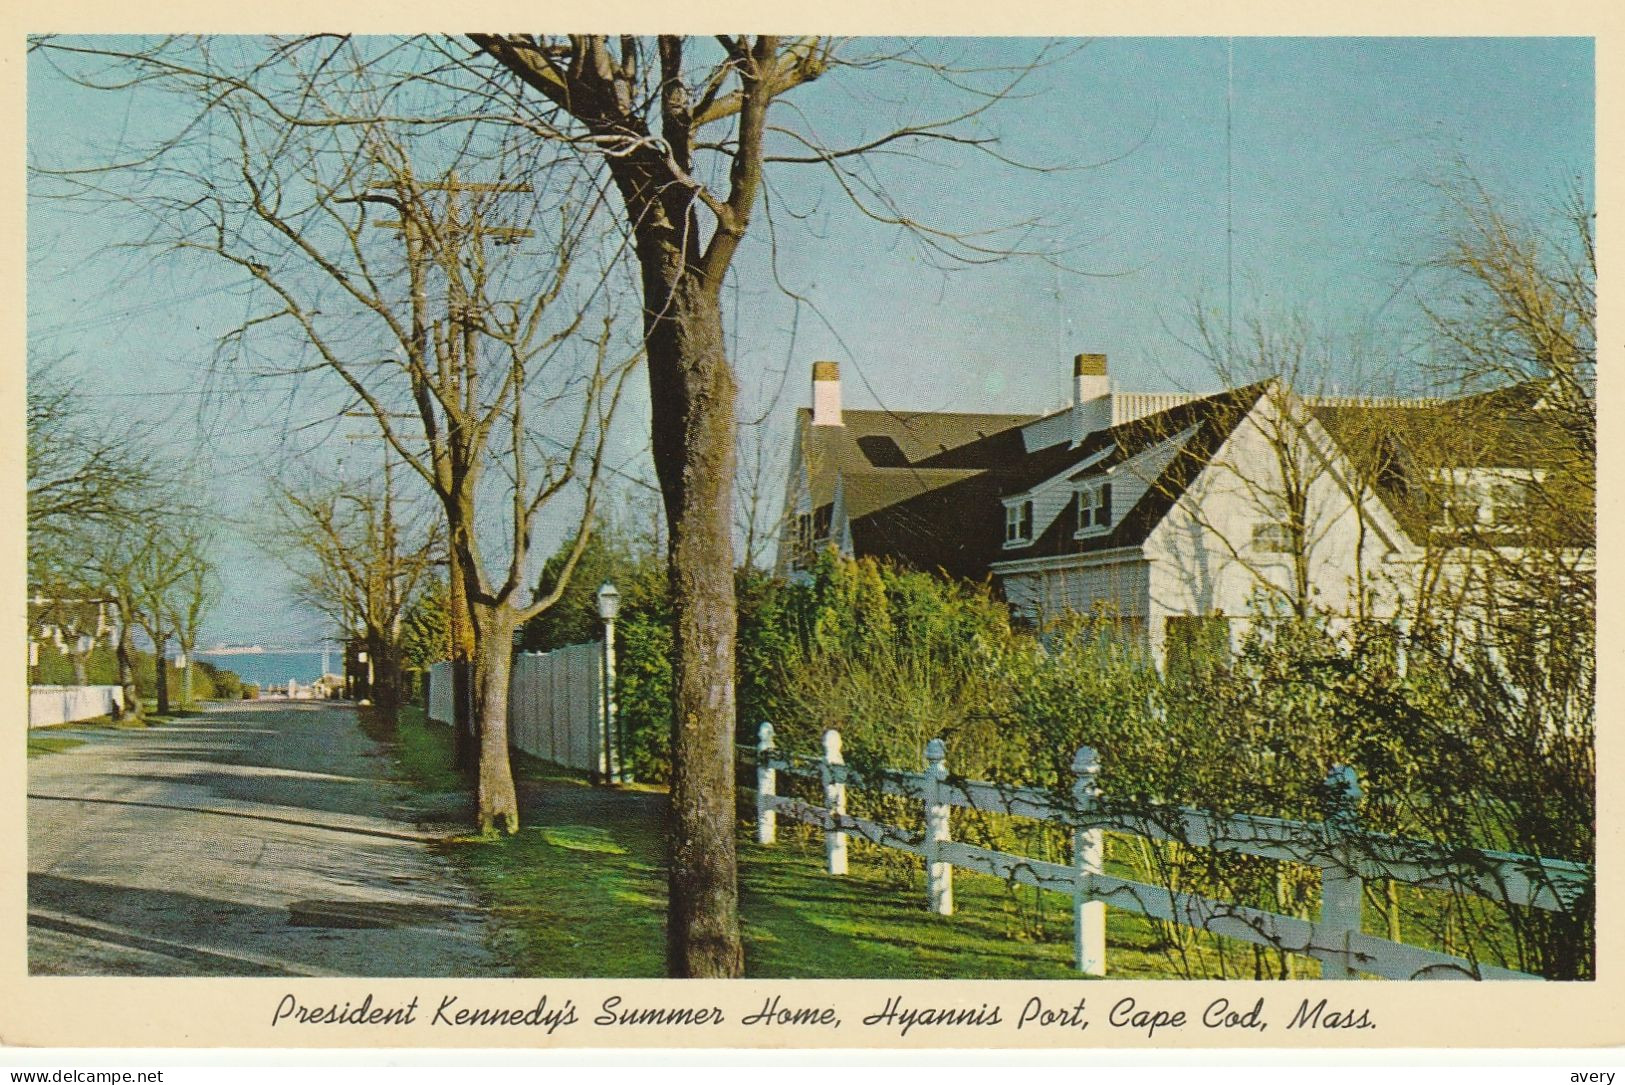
[793,406,1042,580]
[796,407,1038,506]
[998,383,1269,561]
[1311,381,1593,548]
[794,386,1269,578]
[790,377,1589,581]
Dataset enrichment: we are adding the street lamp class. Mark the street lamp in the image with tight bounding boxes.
[595,581,621,623]
[596,582,622,784]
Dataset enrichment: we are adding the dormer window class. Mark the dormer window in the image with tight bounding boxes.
[1004,500,1034,546]
[1075,481,1112,536]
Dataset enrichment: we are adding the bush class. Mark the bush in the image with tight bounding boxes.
[29,641,245,705]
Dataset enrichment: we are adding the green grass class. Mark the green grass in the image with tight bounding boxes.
[27,734,87,758]
[377,704,1182,978]
[369,706,1553,979]
[740,834,1177,979]
[368,705,468,794]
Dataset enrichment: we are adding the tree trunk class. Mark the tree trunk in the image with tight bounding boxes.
[448,548,477,772]
[72,650,89,687]
[370,631,401,720]
[648,273,745,979]
[114,621,141,722]
[472,605,520,834]
[153,626,170,716]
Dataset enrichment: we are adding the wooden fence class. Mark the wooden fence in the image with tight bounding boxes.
[749,724,1591,981]
[428,644,621,778]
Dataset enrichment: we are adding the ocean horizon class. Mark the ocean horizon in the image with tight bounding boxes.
[195,649,332,689]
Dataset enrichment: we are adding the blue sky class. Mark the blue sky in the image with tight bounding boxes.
[26,36,1595,646]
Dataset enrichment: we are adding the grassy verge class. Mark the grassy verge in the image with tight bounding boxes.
[27,734,87,758]
[379,705,1179,978]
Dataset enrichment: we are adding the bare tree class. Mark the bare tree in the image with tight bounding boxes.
[28,361,181,703]
[63,521,165,722]
[35,32,1079,973]
[32,37,639,832]
[1154,309,1407,633]
[26,363,163,585]
[270,472,442,718]
[130,523,208,717]
[468,35,1075,974]
[171,538,221,709]
[1392,182,1596,977]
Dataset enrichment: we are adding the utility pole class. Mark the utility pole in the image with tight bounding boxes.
[367,169,532,773]
[342,421,402,711]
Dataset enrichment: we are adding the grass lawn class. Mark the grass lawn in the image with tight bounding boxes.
[26,734,87,758]
[384,705,1179,978]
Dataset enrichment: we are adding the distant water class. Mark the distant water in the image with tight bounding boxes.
[194,650,330,689]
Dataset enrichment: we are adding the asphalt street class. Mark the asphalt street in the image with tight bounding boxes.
[27,700,497,976]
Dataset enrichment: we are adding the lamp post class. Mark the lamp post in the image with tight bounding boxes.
[595,581,622,784]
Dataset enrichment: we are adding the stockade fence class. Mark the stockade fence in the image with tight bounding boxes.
[748,723,1591,981]
[429,643,625,779]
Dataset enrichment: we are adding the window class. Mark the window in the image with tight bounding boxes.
[1076,482,1112,534]
[1252,522,1294,553]
[1434,471,1540,535]
[811,504,833,542]
[791,505,836,569]
[1485,479,1530,527]
[1004,500,1033,545]
[1440,483,1480,529]
[790,511,815,569]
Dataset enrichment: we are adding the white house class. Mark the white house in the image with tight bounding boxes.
[777,355,1586,662]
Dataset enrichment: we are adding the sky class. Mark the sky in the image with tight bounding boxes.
[25,36,1595,647]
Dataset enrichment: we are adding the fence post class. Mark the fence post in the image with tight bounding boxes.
[756,722,777,846]
[924,737,953,916]
[1320,764,1364,980]
[821,729,847,875]
[1071,745,1106,976]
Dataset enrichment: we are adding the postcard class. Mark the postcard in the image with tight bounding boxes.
[4,1,1620,1056]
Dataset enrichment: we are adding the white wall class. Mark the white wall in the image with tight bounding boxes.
[29,685,123,728]
[1143,396,1412,658]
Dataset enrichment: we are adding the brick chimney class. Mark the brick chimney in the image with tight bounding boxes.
[1072,352,1111,442]
[812,360,843,427]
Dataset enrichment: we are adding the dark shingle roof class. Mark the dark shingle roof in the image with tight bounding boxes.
[1311,382,1593,548]
[1001,383,1269,560]
[795,406,1040,579]
[797,386,1269,577]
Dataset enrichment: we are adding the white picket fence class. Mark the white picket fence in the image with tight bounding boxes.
[750,724,1592,981]
[428,643,620,778]
[29,685,124,727]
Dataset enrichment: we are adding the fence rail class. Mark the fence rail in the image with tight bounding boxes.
[748,723,1591,981]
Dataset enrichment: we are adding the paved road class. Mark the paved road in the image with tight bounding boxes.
[28,700,497,976]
